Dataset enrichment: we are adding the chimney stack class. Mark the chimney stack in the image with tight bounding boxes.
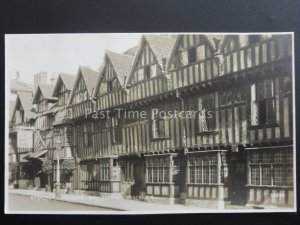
[50,73,57,85]
[16,71,20,81]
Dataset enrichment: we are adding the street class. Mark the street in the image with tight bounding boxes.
[8,194,113,212]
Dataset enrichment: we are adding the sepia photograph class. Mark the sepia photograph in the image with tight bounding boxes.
[5,33,295,214]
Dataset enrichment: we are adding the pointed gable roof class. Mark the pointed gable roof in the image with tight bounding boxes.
[106,50,134,85]
[80,66,100,96]
[33,84,57,103]
[67,66,100,105]
[10,79,34,93]
[166,34,215,70]
[144,35,176,67]
[123,45,138,56]
[13,92,35,120]
[128,34,176,84]
[52,73,76,97]
[93,51,134,98]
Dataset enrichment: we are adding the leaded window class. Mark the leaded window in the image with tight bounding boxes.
[249,149,293,187]
[197,93,216,132]
[151,108,166,139]
[111,115,122,144]
[99,159,110,181]
[188,152,224,184]
[146,157,170,183]
[83,122,93,148]
[251,80,276,126]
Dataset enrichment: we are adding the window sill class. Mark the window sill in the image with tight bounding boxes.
[151,137,169,141]
[196,130,219,135]
[246,184,293,188]
[187,183,224,186]
[248,123,279,130]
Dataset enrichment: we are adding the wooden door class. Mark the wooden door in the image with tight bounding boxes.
[131,163,143,196]
[229,159,247,205]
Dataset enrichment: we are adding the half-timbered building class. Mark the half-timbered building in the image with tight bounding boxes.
[9,33,293,209]
[9,91,35,188]
[51,73,76,189]
[29,83,58,188]
[67,66,100,193]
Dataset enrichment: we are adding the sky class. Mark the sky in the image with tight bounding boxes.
[5,33,142,84]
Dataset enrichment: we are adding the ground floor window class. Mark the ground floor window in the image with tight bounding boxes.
[146,157,170,183]
[248,148,293,186]
[188,151,228,184]
[99,159,110,181]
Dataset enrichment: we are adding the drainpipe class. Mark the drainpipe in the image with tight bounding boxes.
[175,89,188,151]
[175,89,188,200]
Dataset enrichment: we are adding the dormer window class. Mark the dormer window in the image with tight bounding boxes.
[107,81,113,93]
[144,65,151,79]
[188,47,197,64]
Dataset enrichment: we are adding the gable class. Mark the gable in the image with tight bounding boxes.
[168,35,214,70]
[222,36,240,54]
[35,87,44,102]
[102,57,117,82]
[97,58,121,95]
[128,39,161,84]
[69,73,89,104]
[53,77,66,97]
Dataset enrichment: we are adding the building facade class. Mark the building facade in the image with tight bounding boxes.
[9,34,294,208]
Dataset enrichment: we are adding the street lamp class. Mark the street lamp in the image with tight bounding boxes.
[55,156,61,198]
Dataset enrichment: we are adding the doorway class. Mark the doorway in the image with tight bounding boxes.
[131,163,143,197]
[229,159,247,205]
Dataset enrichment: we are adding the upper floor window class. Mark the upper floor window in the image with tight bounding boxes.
[151,108,168,139]
[135,64,158,82]
[83,122,93,148]
[37,100,47,113]
[197,93,216,132]
[250,80,276,126]
[58,93,65,106]
[111,115,122,145]
[188,47,197,64]
[73,90,88,104]
[144,65,151,80]
[15,110,25,124]
[107,81,113,93]
[174,44,208,69]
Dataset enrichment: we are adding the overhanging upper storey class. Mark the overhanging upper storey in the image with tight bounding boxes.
[92,50,134,111]
[126,35,176,102]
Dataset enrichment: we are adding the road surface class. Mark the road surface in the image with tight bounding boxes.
[7,194,114,212]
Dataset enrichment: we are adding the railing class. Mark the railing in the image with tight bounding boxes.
[71,100,91,119]
[129,75,169,101]
[96,89,128,111]
[167,37,291,90]
[9,122,32,133]
[169,58,219,90]
[78,180,112,192]
[222,37,292,76]
[54,108,72,122]
[48,148,73,159]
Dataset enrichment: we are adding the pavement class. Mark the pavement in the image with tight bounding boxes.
[8,189,205,212]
